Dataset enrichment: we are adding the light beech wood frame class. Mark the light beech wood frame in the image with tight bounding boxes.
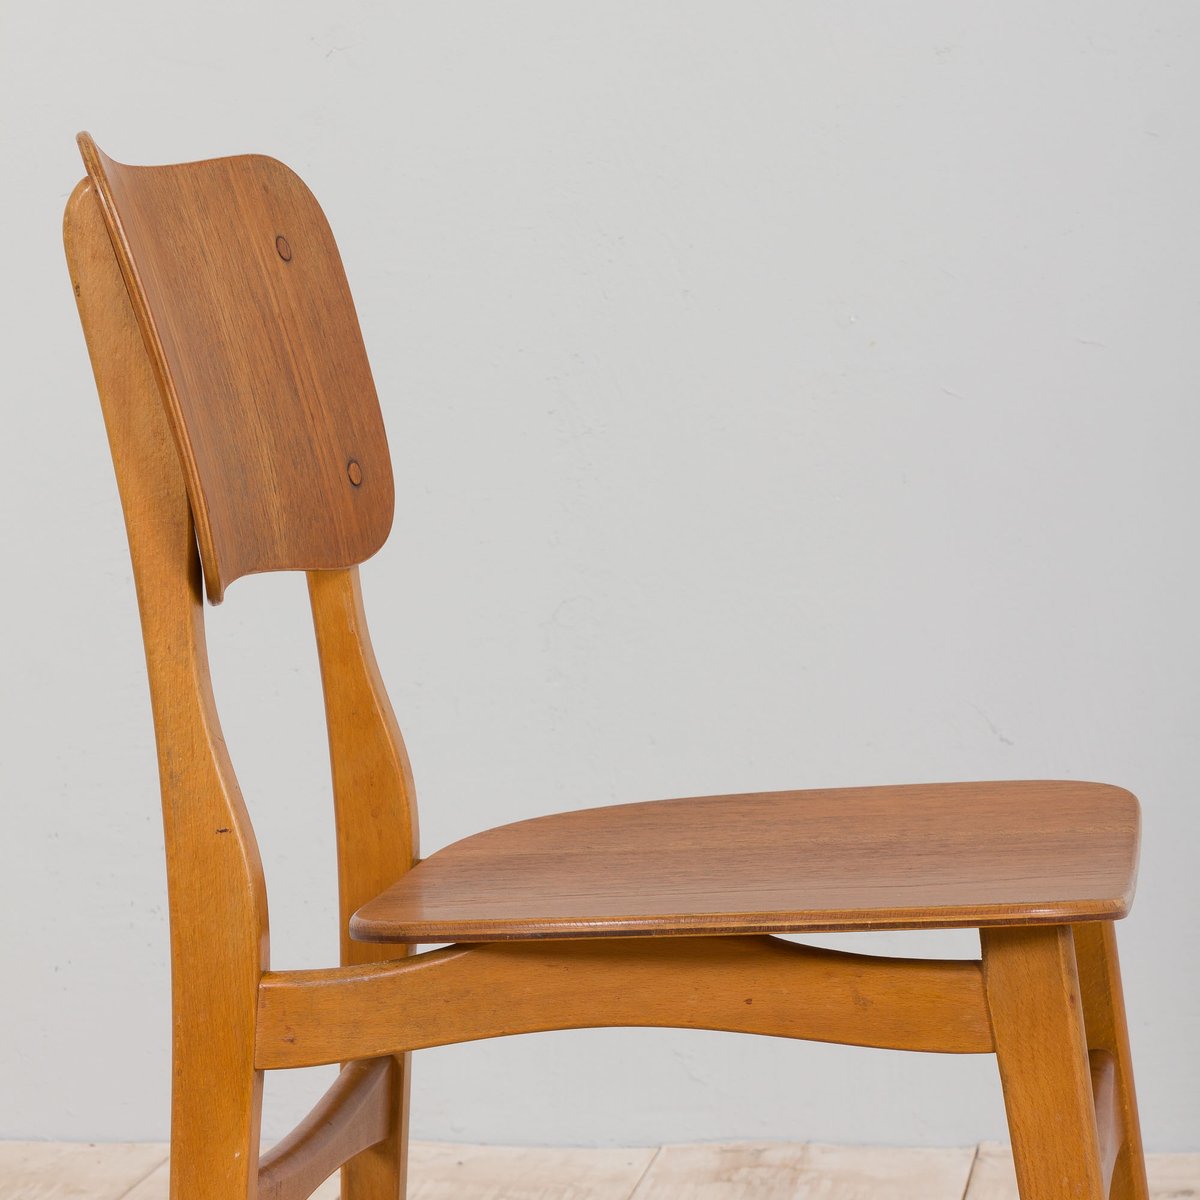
[64,139,1149,1200]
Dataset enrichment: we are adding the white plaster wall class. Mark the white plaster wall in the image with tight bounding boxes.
[1,1,1197,1150]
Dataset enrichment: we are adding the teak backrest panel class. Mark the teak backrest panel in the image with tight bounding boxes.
[78,133,393,603]
[67,139,418,968]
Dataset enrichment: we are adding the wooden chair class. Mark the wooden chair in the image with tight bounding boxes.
[63,133,1149,1200]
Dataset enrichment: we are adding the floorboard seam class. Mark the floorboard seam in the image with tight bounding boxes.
[960,1142,983,1200]
[625,1144,665,1199]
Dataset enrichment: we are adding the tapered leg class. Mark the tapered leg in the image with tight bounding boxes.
[1073,922,1150,1200]
[341,1055,411,1200]
[981,925,1105,1200]
[168,1043,263,1200]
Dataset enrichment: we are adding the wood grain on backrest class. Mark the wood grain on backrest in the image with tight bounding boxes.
[68,136,418,977]
[77,133,393,603]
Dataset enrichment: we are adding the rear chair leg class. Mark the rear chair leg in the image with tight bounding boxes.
[168,1046,263,1200]
[981,925,1105,1200]
[1073,922,1150,1200]
[341,1054,411,1200]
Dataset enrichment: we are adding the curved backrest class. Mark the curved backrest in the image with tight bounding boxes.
[78,134,394,602]
[66,140,418,1192]
[65,134,418,997]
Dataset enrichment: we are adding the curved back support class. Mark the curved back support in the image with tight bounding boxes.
[64,140,420,1189]
[78,133,394,603]
[67,135,421,925]
[64,176,269,1193]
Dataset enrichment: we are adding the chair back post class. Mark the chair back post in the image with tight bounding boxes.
[65,176,267,1196]
[70,132,420,967]
[308,566,418,968]
[66,132,422,1193]
[307,567,418,1198]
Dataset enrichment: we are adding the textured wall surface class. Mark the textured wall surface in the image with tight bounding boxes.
[2,1,1197,1149]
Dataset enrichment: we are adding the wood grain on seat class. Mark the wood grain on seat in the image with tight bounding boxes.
[350,780,1139,943]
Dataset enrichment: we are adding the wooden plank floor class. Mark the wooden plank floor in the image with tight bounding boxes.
[0,1143,166,1200]
[1,1140,1197,1199]
[963,1141,1200,1200]
[629,1143,976,1198]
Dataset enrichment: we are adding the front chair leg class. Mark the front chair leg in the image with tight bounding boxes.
[341,1054,411,1200]
[981,925,1106,1200]
[1073,922,1150,1200]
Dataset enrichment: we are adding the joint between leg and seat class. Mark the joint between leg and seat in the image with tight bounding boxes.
[982,924,1107,1200]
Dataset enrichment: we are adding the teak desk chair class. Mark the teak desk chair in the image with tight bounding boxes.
[64,134,1148,1200]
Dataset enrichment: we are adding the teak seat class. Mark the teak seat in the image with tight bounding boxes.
[64,134,1150,1200]
[352,782,1140,943]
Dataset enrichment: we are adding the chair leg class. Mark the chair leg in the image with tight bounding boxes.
[981,925,1106,1200]
[1073,922,1150,1200]
[168,1049,263,1199]
[341,1055,411,1200]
